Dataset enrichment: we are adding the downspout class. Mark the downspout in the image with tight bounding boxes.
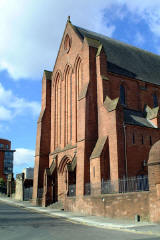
[123,122,128,178]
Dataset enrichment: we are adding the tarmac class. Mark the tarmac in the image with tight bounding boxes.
[0,196,160,237]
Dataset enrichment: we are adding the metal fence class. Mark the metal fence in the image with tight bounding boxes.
[23,187,33,201]
[84,183,91,195]
[83,176,149,196]
[101,176,149,194]
[37,188,43,198]
[68,184,76,197]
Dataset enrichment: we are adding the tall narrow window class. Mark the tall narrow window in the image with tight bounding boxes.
[75,57,82,142]
[153,93,158,107]
[54,73,61,148]
[64,66,72,146]
[150,136,152,146]
[141,135,144,144]
[120,85,125,105]
[132,133,135,144]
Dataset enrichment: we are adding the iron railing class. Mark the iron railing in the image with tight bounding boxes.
[37,188,43,198]
[68,184,76,197]
[101,176,149,194]
[23,187,33,201]
[84,176,149,195]
[69,176,149,197]
[84,183,91,195]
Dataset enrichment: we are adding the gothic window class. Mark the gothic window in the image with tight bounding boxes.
[64,66,72,146]
[120,85,125,105]
[74,57,82,142]
[64,34,71,53]
[76,58,82,97]
[153,93,158,107]
[54,73,61,148]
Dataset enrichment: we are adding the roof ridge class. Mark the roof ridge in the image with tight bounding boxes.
[73,24,160,86]
[74,24,160,59]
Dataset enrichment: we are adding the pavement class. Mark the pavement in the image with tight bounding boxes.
[0,195,160,236]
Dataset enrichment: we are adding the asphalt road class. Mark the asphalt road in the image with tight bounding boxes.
[0,202,159,240]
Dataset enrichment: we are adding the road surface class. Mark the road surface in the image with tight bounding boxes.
[0,201,159,240]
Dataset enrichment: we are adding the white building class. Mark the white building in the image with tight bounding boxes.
[22,167,34,179]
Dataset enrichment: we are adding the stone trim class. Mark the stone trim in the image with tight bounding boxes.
[90,136,108,159]
[104,96,119,112]
[148,162,160,166]
[78,82,89,100]
[44,70,52,80]
[67,154,77,172]
[50,144,77,156]
[85,37,101,48]
[37,109,45,123]
[145,105,159,120]
[96,44,103,57]
[77,138,85,143]
[101,75,109,81]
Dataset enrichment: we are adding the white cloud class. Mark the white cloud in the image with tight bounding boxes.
[0,82,41,120]
[0,0,115,80]
[1,0,160,81]
[14,148,35,174]
[0,106,12,120]
[14,148,35,167]
[117,1,160,37]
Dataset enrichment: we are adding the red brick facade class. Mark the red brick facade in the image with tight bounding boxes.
[32,19,160,220]
[0,138,14,182]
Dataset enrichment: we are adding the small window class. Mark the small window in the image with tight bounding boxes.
[5,145,9,149]
[132,133,135,144]
[0,144,4,149]
[120,85,125,105]
[150,136,152,146]
[153,93,158,107]
[64,34,71,53]
[141,135,144,144]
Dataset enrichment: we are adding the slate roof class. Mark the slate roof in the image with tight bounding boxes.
[73,25,160,86]
[124,108,156,128]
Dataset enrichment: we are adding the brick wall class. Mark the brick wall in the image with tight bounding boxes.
[64,192,149,221]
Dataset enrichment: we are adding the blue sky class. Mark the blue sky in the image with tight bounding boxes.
[1,0,160,175]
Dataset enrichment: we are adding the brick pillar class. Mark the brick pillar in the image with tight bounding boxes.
[148,140,160,222]
[76,97,86,196]
[42,169,52,207]
[76,140,85,196]
[90,157,101,195]
[96,48,119,183]
[32,71,51,205]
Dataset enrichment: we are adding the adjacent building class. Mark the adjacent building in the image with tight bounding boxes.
[32,18,160,208]
[0,138,15,181]
[22,167,34,180]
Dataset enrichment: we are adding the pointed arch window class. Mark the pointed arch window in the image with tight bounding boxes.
[54,72,62,149]
[64,66,72,146]
[120,84,126,105]
[153,93,158,107]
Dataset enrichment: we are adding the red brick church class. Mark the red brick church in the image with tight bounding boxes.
[32,17,160,210]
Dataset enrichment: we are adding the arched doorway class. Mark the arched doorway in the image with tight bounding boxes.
[58,154,76,197]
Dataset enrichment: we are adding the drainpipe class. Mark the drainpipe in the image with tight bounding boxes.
[123,122,128,178]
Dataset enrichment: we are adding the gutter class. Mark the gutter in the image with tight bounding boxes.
[123,122,128,178]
